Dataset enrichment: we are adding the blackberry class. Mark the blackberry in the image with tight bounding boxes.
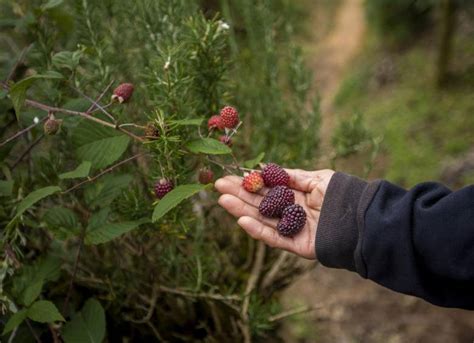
[258,186,295,218]
[154,178,174,199]
[261,163,289,187]
[277,204,306,237]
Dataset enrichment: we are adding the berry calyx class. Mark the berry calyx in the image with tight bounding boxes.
[242,172,264,193]
[261,163,289,187]
[154,178,174,199]
[112,83,134,103]
[219,135,232,147]
[144,122,160,139]
[277,204,306,237]
[198,168,214,184]
[258,186,295,218]
[43,115,61,135]
[219,106,239,129]
[207,115,224,131]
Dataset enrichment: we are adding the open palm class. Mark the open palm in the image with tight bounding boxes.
[215,168,335,259]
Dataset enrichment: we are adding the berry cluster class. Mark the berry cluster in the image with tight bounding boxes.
[207,106,240,147]
[242,163,306,237]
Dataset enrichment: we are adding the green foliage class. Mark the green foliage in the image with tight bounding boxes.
[62,298,106,343]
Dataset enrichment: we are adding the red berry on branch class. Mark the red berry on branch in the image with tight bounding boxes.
[242,172,264,193]
[207,115,224,131]
[277,204,306,237]
[154,178,174,199]
[198,168,214,184]
[219,135,232,147]
[258,186,295,218]
[261,163,289,187]
[112,83,134,103]
[219,106,239,129]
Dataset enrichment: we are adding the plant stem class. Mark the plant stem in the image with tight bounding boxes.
[0,117,46,148]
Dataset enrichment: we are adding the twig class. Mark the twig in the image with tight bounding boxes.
[72,87,116,123]
[62,153,143,194]
[0,117,46,148]
[146,321,167,342]
[25,319,42,343]
[125,286,159,324]
[260,251,289,290]
[268,305,320,322]
[158,285,241,302]
[11,134,44,169]
[119,123,146,129]
[86,79,114,113]
[62,224,87,315]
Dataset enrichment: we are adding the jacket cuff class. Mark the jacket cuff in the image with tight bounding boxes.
[315,172,381,272]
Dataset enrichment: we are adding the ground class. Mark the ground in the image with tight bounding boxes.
[279,1,474,342]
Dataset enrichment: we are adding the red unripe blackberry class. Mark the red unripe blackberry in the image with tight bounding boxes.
[144,122,160,139]
[207,115,224,131]
[219,106,239,128]
[277,204,306,237]
[43,117,61,135]
[258,186,295,218]
[154,178,174,199]
[219,135,232,147]
[261,163,289,187]
[112,83,134,103]
[242,172,264,193]
[198,168,214,184]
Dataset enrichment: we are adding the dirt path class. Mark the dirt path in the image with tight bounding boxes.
[280,1,474,342]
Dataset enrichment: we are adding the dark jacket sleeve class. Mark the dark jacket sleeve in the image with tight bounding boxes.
[316,172,474,309]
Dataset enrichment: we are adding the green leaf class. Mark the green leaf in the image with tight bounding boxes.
[52,50,82,71]
[87,175,133,208]
[0,180,14,196]
[43,207,80,240]
[87,207,110,230]
[244,152,265,169]
[73,120,130,170]
[27,300,64,323]
[9,72,63,118]
[41,0,64,11]
[171,118,204,126]
[22,280,44,306]
[85,219,149,245]
[152,184,207,222]
[186,138,231,155]
[62,298,106,343]
[2,309,28,335]
[59,161,91,179]
[7,186,61,229]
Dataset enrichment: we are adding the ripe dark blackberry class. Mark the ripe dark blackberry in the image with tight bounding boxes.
[261,163,289,187]
[277,204,306,237]
[154,178,174,199]
[258,186,295,218]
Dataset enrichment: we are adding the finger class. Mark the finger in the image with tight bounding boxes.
[215,176,264,207]
[218,195,278,228]
[284,168,317,192]
[237,216,293,251]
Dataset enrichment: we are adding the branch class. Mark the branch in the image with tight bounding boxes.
[11,134,44,169]
[158,285,241,302]
[268,305,320,322]
[0,117,46,148]
[72,82,116,122]
[62,153,144,194]
[260,251,289,290]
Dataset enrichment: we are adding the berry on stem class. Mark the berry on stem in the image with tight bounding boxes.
[219,135,232,147]
[219,106,239,129]
[207,115,224,131]
[198,168,214,184]
[154,178,174,199]
[242,172,264,193]
[261,163,289,187]
[112,83,134,103]
[43,115,61,135]
[277,204,306,237]
[258,186,295,218]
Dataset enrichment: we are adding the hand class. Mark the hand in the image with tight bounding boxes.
[215,168,335,259]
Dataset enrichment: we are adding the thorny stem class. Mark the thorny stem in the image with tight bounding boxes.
[62,153,144,194]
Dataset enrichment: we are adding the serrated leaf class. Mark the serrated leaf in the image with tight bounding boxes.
[0,180,14,196]
[52,50,81,71]
[43,207,80,240]
[186,138,231,155]
[7,186,61,229]
[62,298,106,343]
[59,161,91,179]
[171,118,204,126]
[41,0,64,10]
[87,207,110,230]
[9,72,63,118]
[152,184,207,222]
[22,280,44,306]
[244,152,265,169]
[27,300,64,323]
[2,309,28,334]
[85,218,149,245]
